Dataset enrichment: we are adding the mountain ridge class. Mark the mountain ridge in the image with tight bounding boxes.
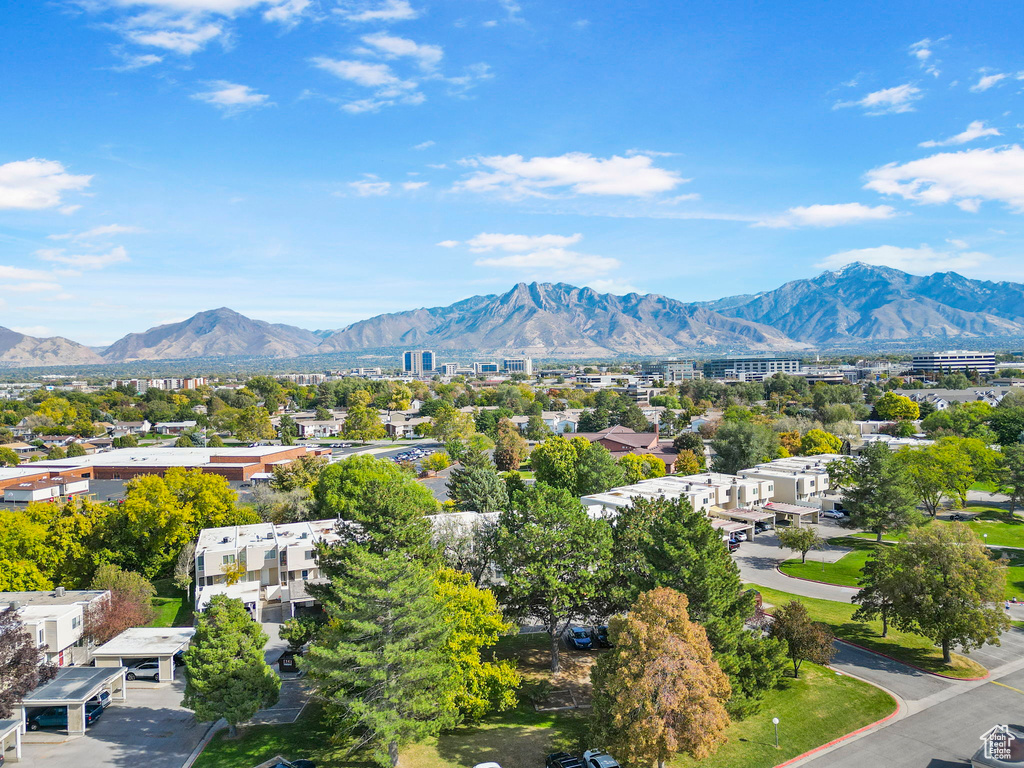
[5,264,1024,367]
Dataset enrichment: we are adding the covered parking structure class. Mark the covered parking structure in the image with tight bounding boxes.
[18,667,126,736]
[93,627,195,683]
[1,719,21,762]
[709,506,775,536]
[765,501,820,527]
[710,518,753,542]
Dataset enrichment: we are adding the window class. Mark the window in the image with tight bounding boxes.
[301,570,309,580]
[222,554,235,565]
[196,555,204,571]
[265,550,276,560]
[38,630,44,646]
[305,550,314,560]
[72,616,81,629]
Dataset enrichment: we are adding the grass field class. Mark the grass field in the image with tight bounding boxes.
[149,578,193,627]
[778,538,880,587]
[193,665,893,768]
[851,506,1024,549]
[748,584,988,678]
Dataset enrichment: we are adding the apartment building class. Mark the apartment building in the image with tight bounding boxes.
[195,521,343,613]
[1,589,110,667]
[582,476,723,516]
[677,472,775,509]
[737,454,843,504]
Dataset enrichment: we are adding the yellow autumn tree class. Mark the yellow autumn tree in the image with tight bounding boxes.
[591,588,732,768]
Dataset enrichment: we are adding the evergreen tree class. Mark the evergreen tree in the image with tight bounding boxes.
[304,548,454,768]
[575,442,625,495]
[447,451,509,513]
[830,443,922,542]
[182,595,280,737]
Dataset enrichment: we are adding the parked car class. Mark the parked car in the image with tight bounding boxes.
[173,650,186,667]
[126,659,161,681]
[731,532,748,542]
[728,540,740,553]
[754,521,774,532]
[949,512,968,521]
[547,753,583,768]
[87,690,111,710]
[583,750,621,768]
[591,625,612,648]
[26,704,103,731]
[823,509,846,519]
[566,626,593,650]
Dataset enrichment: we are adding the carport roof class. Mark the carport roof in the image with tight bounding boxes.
[711,507,776,522]
[93,627,195,656]
[765,502,818,516]
[0,718,18,736]
[21,667,125,705]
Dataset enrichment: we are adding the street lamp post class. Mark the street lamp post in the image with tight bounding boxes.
[773,717,780,749]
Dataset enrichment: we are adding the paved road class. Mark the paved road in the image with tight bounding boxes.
[797,663,1024,767]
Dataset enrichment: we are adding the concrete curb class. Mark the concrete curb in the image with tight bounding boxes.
[181,718,228,768]
[836,638,989,681]
[773,564,859,589]
[772,691,901,768]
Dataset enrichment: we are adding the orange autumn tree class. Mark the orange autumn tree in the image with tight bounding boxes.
[590,588,732,768]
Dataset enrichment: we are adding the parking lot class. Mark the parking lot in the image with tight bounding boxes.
[18,670,207,768]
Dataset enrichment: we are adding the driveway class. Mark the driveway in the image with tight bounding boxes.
[18,672,207,768]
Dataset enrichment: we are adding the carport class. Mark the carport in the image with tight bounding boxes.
[18,667,126,736]
[765,501,820,527]
[92,627,195,683]
[710,506,775,536]
[0,719,21,761]
[711,518,753,541]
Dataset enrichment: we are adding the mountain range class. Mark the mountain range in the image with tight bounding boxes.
[4,263,1024,367]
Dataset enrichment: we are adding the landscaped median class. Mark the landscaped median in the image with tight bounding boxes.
[193,633,896,768]
[749,584,988,679]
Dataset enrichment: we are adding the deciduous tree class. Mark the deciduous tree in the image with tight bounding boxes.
[343,390,386,442]
[0,605,57,718]
[799,428,842,456]
[590,589,732,767]
[710,421,779,474]
[493,417,528,471]
[492,484,611,672]
[769,600,835,678]
[874,392,919,421]
[85,565,156,644]
[777,527,824,564]
[852,545,899,637]
[234,406,275,442]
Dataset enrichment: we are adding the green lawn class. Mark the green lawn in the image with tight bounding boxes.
[851,506,1024,549]
[194,667,893,768]
[748,584,988,678]
[149,578,193,628]
[971,480,1001,493]
[778,538,881,588]
[1003,551,1024,601]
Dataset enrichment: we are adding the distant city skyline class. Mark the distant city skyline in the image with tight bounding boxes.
[3,1,1024,344]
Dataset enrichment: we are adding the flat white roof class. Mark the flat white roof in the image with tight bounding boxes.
[93,627,195,657]
[31,446,305,471]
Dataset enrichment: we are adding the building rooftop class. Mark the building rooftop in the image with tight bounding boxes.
[1,590,107,608]
[22,667,126,705]
[93,627,195,656]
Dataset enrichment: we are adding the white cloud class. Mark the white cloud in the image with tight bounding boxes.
[865,145,1024,212]
[454,152,687,198]
[413,140,435,150]
[0,265,58,281]
[336,0,419,22]
[112,53,164,70]
[919,120,1001,148]
[818,244,991,274]
[402,181,428,190]
[909,37,945,76]
[48,224,143,242]
[908,38,933,62]
[348,179,391,196]
[192,80,272,114]
[360,33,442,70]
[756,203,897,228]
[312,57,422,111]
[124,23,224,54]
[37,245,130,270]
[445,232,620,283]
[6,283,62,294]
[0,159,92,211]
[464,233,584,252]
[835,84,922,115]
[970,72,1011,92]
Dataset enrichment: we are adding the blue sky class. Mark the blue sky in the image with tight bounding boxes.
[3,0,1024,344]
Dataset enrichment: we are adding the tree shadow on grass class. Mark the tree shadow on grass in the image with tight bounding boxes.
[434,714,587,768]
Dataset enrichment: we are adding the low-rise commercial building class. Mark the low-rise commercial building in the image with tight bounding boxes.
[640,358,703,382]
[0,589,110,667]
[704,356,802,381]
[911,351,996,377]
